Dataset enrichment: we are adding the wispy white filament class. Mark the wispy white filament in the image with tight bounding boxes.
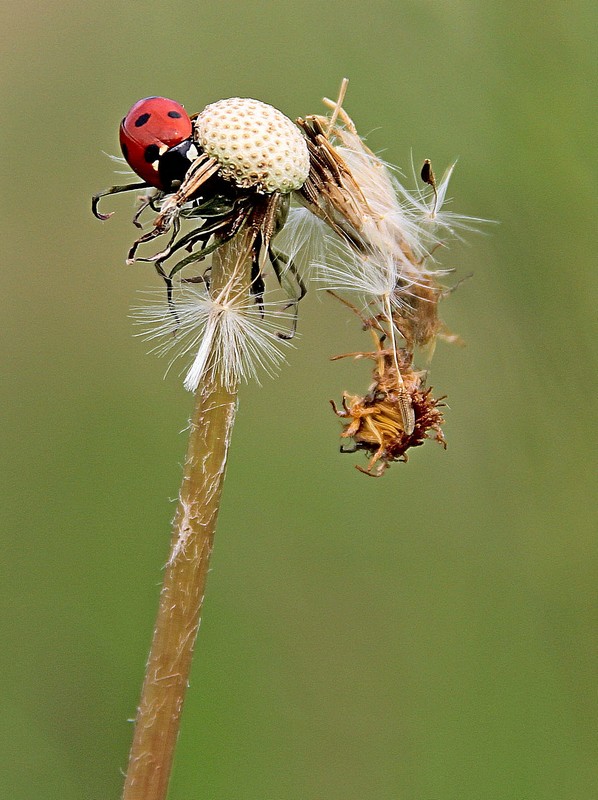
[134,284,294,392]
[273,205,329,274]
[399,160,489,241]
[184,310,221,392]
[102,151,137,177]
[314,233,414,315]
[314,124,485,328]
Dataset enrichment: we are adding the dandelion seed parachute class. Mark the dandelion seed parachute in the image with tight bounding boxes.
[134,284,295,393]
[272,206,329,275]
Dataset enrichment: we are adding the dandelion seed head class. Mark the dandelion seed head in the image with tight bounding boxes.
[194,98,310,194]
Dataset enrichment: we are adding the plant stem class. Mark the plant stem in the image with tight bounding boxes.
[122,229,254,800]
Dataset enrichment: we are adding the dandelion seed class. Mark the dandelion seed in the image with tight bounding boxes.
[273,205,328,274]
[298,86,486,360]
[400,159,490,241]
[134,282,295,393]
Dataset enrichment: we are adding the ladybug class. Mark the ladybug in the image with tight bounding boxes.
[93,95,308,338]
[119,97,193,190]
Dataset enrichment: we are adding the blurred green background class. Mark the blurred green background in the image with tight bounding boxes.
[1,1,596,798]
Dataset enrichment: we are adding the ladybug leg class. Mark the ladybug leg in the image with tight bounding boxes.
[138,213,236,265]
[129,157,222,261]
[132,215,184,263]
[268,246,306,340]
[127,213,183,263]
[154,155,221,232]
[132,193,160,229]
[127,224,167,263]
[92,182,149,220]
[153,262,180,329]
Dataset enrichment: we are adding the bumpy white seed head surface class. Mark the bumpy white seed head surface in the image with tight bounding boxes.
[194,98,309,194]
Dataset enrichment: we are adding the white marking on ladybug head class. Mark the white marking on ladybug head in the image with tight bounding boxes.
[185,142,199,161]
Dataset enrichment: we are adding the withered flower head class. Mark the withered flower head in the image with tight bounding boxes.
[329,307,446,477]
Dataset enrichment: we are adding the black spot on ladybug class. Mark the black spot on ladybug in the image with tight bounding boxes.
[135,112,151,128]
[167,110,182,119]
[121,141,129,160]
[144,144,160,163]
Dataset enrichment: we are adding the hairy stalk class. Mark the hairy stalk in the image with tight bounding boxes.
[122,228,254,800]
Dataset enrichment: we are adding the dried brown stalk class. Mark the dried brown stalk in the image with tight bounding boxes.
[121,227,255,800]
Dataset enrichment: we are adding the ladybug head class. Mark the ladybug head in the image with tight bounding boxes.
[119,96,193,190]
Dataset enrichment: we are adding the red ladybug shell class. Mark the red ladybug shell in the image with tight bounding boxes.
[119,97,192,189]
